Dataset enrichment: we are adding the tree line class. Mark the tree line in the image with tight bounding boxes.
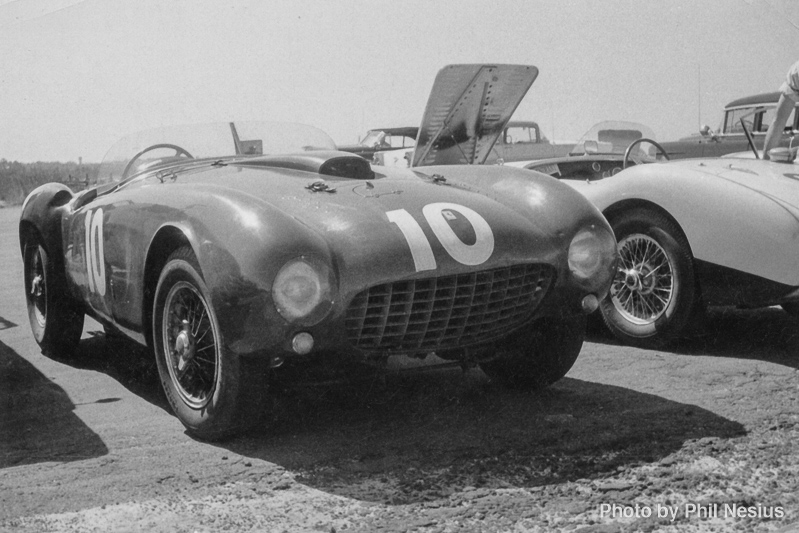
[0,159,100,206]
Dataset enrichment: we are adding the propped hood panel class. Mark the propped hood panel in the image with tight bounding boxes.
[412,64,538,167]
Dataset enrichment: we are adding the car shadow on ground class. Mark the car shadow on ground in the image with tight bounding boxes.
[0,340,108,468]
[587,305,799,366]
[44,330,171,414]
[53,329,746,506]
[219,363,745,505]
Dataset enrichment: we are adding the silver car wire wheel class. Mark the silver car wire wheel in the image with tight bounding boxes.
[28,245,47,328]
[161,281,219,409]
[611,233,675,325]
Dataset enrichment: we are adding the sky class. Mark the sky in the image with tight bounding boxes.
[1,0,798,162]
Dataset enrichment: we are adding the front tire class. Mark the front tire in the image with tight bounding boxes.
[153,247,268,441]
[600,208,700,348]
[23,237,84,358]
[480,316,586,390]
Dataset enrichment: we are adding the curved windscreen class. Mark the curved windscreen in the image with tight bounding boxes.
[97,121,337,184]
[569,121,657,158]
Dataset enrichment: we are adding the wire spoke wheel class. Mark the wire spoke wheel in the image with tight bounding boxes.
[611,234,674,325]
[600,208,699,348]
[27,245,47,328]
[22,238,84,357]
[162,281,219,408]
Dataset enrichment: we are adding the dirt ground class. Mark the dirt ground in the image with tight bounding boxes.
[1,204,798,533]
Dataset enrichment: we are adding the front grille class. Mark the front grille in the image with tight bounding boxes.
[345,264,554,353]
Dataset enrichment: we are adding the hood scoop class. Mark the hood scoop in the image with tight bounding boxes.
[235,150,376,180]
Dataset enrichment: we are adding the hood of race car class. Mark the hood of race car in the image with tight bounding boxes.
[190,163,575,294]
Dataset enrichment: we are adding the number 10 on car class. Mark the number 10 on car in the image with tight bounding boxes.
[387,202,495,272]
[84,208,106,296]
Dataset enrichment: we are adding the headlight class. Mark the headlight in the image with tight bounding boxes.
[568,225,617,281]
[272,258,332,323]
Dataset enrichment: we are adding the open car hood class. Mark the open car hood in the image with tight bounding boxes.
[411,64,538,167]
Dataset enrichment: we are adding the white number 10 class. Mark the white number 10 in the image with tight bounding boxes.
[84,208,106,296]
[387,202,494,272]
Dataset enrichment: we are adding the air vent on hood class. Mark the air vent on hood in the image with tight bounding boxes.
[235,150,376,180]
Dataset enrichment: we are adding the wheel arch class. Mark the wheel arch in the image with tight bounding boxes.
[142,225,195,350]
[18,183,73,257]
[602,199,695,259]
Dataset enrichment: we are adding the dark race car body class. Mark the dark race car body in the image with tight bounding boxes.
[19,65,617,439]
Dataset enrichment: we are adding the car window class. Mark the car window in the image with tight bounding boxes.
[759,105,797,133]
[724,107,763,134]
[385,134,416,148]
[504,125,539,144]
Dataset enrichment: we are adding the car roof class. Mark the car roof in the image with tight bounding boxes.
[725,92,781,109]
[368,127,419,138]
[506,120,540,128]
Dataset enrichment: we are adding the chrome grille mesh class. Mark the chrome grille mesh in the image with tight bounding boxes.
[345,264,554,353]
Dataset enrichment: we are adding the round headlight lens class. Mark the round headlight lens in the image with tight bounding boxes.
[568,226,616,280]
[272,259,330,322]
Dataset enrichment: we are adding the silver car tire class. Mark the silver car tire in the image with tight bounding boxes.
[600,208,700,348]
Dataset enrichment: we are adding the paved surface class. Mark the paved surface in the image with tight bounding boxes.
[1,204,798,532]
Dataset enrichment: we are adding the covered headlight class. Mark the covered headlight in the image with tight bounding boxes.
[568,225,617,281]
[272,258,332,324]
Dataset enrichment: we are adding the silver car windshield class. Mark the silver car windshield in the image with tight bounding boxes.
[97,121,337,184]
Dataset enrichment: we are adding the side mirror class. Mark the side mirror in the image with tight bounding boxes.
[700,124,719,142]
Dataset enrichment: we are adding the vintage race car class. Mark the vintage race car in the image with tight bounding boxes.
[514,125,799,347]
[19,64,617,440]
[508,121,668,181]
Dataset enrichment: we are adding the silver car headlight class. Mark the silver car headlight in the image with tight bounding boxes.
[568,225,617,282]
[272,258,332,324]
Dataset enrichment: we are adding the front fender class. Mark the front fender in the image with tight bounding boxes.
[146,184,337,357]
[571,164,799,286]
[416,164,617,300]
[19,182,75,259]
[418,165,612,238]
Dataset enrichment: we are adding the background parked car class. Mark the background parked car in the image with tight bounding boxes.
[373,121,574,168]
[661,92,799,158]
[337,126,418,162]
[484,121,574,164]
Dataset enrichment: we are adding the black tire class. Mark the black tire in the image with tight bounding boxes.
[600,208,700,348]
[23,237,84,358]
[782,302,799,317]
[152,246,269,441]
[480,316,586,390]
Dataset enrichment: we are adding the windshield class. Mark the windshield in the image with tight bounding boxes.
[569,121,657,158]
[97,121,337,184]
[359,130,387,148]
